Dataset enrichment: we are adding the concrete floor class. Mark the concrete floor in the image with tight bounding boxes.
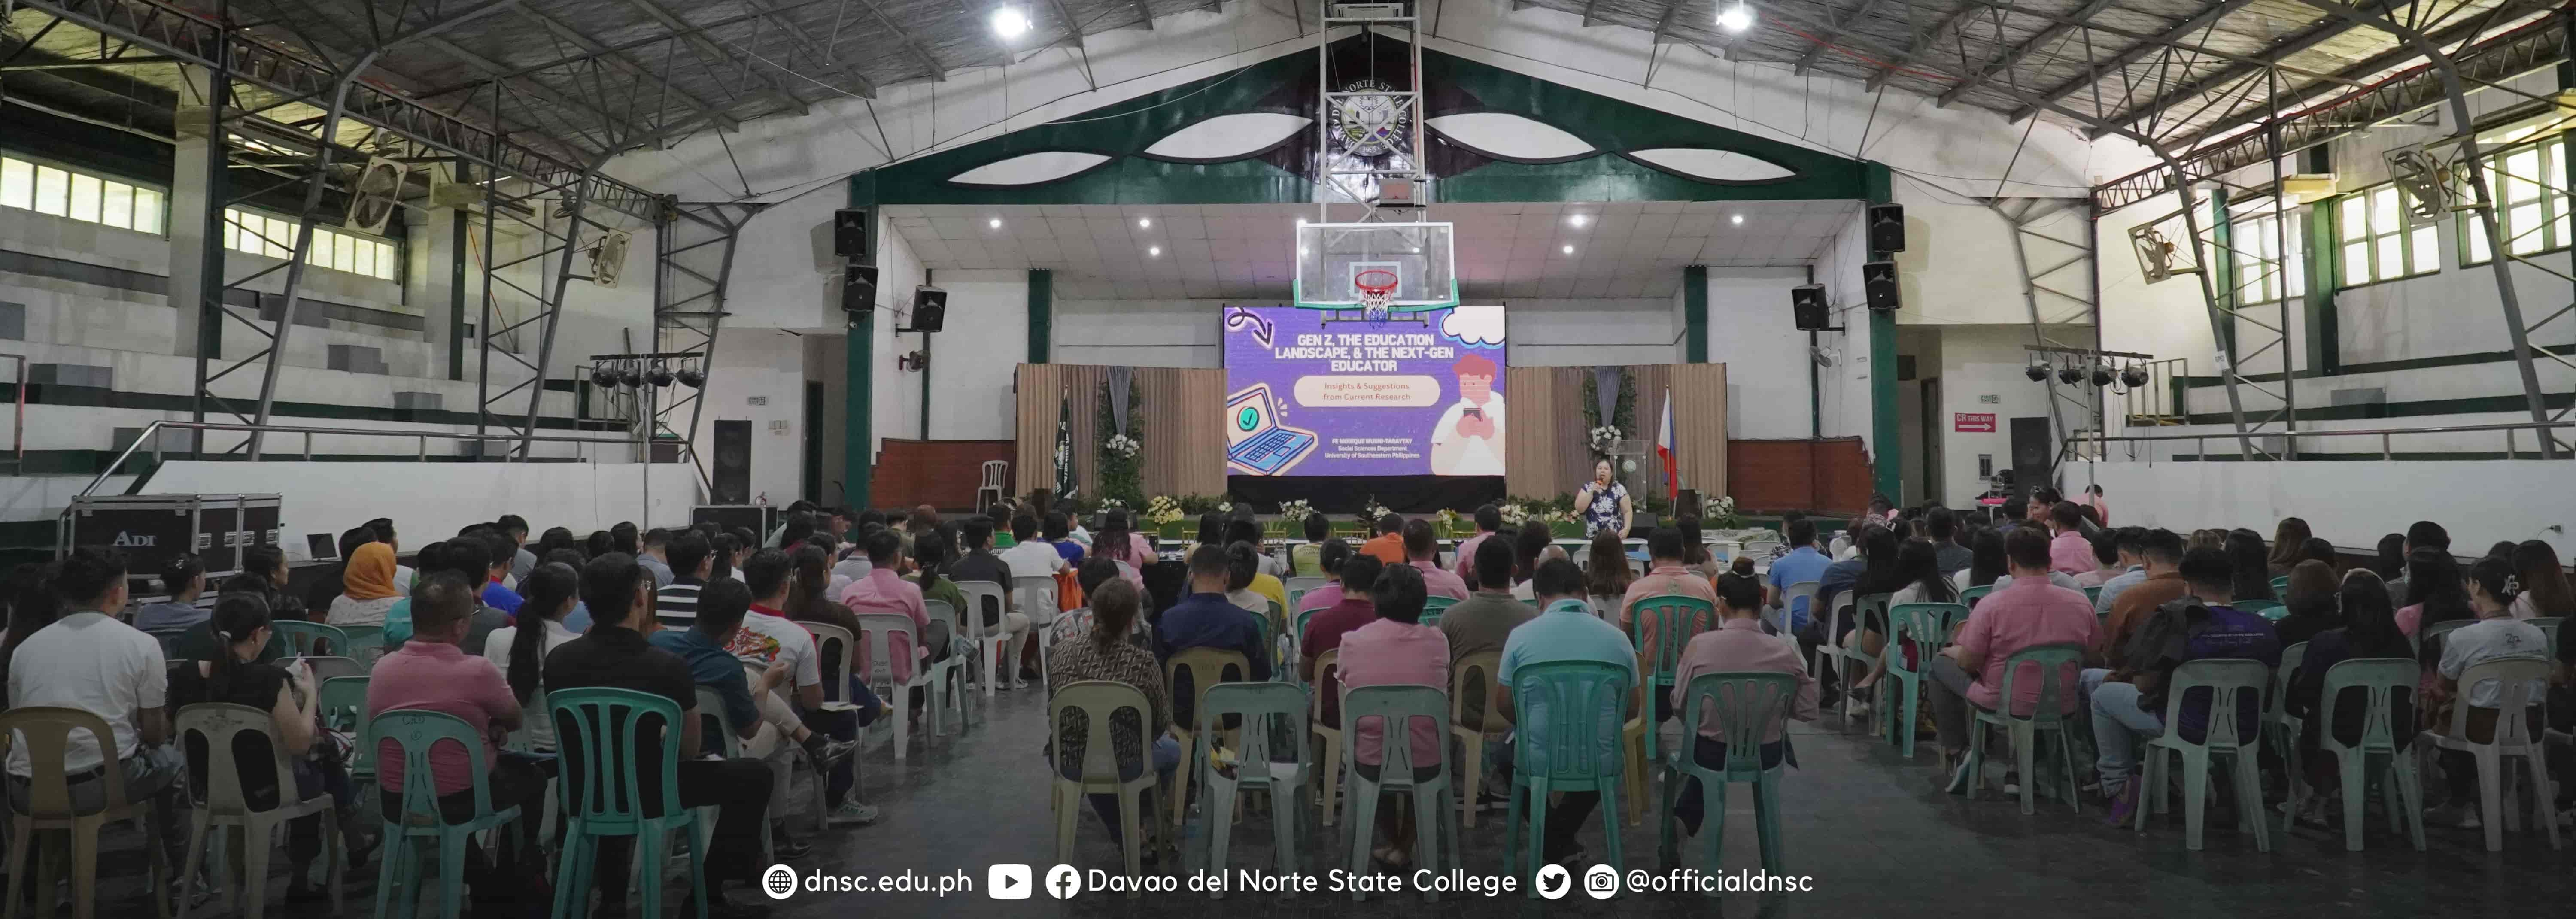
[36,686,2576,918]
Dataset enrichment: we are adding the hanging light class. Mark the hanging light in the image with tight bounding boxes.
[617,362,643,388]
[676,363,706,388]
[2090,362,2115,387]
[2119,363,2151,388]
[590,364,618,388]
[2025,361,2051,382]
[2056,363,2085,385]
[1716,3,1754,32]
[647,361,676,387]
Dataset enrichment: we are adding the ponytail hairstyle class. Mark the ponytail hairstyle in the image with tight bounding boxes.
[785,544,833,618]
[163,553,205,599]
[708,532,743,581]
[205,591,274,698]
[912,528,954,590]
[507,562,579,703]
[2464,555,2521,611]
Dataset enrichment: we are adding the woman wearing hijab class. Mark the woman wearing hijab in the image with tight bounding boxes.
[325,541,402,627]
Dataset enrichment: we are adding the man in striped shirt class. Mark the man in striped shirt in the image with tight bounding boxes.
[655,531,712,628]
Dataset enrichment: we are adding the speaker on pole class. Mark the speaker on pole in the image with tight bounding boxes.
[1862,261,1900,312]
[1790,284,1830,331]
[904,285,947,333]
[1866,203,1905,252]
[841,264,879,315]
[833,208,872,258]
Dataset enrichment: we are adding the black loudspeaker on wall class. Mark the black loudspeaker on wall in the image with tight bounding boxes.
[905,285,948,333]
[1866,203,1905,252]
[841,264,878,315]
[710,420,752,505]
[833,208,871,258]
[1862,261,1901,312]
[1790,283,1830,331]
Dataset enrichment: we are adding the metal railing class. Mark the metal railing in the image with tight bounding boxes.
[2078,420,2575,463]
[2120,358,2189,427]
[76,420,642,503]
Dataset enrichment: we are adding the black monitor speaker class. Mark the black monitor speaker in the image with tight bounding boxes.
[1867,203,1905,252]
[1862,261,1900,312]
[906,286,947,333]
[833,208,871,258]
[841,264,878,315]
[1790,283,1829,331]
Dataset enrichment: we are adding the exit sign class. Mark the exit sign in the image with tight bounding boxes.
[1954,412,1997,433]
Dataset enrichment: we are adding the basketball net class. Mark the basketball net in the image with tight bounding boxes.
[1355,269,1397,323]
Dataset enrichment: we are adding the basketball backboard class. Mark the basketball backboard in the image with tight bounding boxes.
[1293,221,1457,310]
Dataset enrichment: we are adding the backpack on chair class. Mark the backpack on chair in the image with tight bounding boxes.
[2120,595,2218,716]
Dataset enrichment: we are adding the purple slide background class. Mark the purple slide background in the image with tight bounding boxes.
[1220,305,1507,477]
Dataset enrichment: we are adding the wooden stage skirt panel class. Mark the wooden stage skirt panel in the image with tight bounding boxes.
[872,439,1014,511]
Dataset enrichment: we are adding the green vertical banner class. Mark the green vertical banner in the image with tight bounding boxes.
[1053,386,1078,500]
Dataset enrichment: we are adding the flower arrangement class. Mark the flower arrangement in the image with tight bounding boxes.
[1497,503,1530,526]
[1434,507,1461,532]
[1095,498,1127,512]
[1588,425,1623,457]
[1103,434,1139,458]
[1701,494,1741,528]
[1217,501,1234,514]
[1276,499,1315,523]
[1363,498,1395,522]
[1143,494,1187,526]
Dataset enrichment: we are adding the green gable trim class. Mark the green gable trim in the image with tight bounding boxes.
[864,41,1868,206]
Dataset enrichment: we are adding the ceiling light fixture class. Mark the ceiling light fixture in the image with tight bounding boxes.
[1730,214,1744,226]
[1137,217,1152,228]
[1561,244,1575,255]
[1148,246,1162,257]
[1716,3,1753,32]
[987,218,1002,229]
[990,6,1031,39]
[1568,214,1590,228]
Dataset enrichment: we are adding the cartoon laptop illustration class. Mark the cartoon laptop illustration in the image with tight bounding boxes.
[1224,383,1320,476]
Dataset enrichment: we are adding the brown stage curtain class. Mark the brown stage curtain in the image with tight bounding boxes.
[1015,364,1224,502]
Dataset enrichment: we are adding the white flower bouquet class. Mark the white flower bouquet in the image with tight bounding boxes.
[1104,434,1140,458]
[1588,425,1622,455]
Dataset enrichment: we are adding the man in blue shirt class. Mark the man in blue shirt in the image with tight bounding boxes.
[647,576,860,838]
[1763,517,1832,633]
[1497,557,1638,867]
[1154,545,1271,731]
[472,532,524,616]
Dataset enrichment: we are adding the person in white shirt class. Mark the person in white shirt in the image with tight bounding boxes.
[1427,353,1505,476]
[997,514,1071,581]
[2,547,188,868]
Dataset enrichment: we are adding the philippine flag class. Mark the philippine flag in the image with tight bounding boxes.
[1655,387,1677,502]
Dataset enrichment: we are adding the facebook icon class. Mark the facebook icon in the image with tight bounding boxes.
[1045,864,1083,899]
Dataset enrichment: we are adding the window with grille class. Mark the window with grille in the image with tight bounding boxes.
[2337,184,2438,286]
[2229,204,2306,305]
[2461,136,2570,264]
[0,154,164,234]
[222,207,398,282]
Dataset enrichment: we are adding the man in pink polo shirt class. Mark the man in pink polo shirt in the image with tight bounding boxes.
[838,528,932,693]
[2046,501,2099,576]
[1926,526,2095,789]
[367,571,543,825]
[1334,563,1450,871]
[1449,504,1503,584]
[1403,519,1470,601]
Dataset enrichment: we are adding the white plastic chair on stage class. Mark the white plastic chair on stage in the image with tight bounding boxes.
[975,461,1009,514]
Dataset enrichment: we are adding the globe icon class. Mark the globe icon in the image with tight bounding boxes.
[761,864,797,900]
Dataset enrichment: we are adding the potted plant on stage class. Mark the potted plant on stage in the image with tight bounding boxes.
[1145,494,1188,540]
[1275,499,1314,540]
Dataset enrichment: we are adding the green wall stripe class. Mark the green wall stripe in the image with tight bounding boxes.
[1682,265,1707,364]
[2177,341,2576,386]
[2172,390,2573,426]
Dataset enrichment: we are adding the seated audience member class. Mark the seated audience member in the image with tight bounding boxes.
[301,527,375,613]
[1813,523,1885,619]
[902,531,966,661]
[2300,537,2340,570]
[2046,502,2099,576]
[1221,541,1272,618]
[946,516,1035,672]
[1043,579,1174,846]
[327,541,405,629]
[1928,508,1974,576]
[660,576,865,834]
[1584,529,1637,606]
[1157,546,1272,731]
[1361,513,1409,565]
[2273,560,2343,646]
[780,544,886,825]
[1497,558,1637,866]
[1296,539,1353,613]
[1049,558,1132,649]
[1186,513,1226,559]
[2224,529,2276,602]
[831,528,874,584]
[1963,528,2008,590]
[1442,536,1537,737]
[2091,528,2151,615]
[1224,520,1292,610]
[496,515,535,585]
[2269,517,2315,576]
[1400,519,1470,601]
[546,555,779,913]
[2285,571,2414,826]
[2396,549,2473,637]
[1448,505,1504,584]
[2420,556,2552,829]
[1507,525,1553,601]
[383,540,512,653]
[1676,516,1722,579]
[481,562,582,753]
[1301,555,1385,734]
[1621,527,1719,701]
[136,554,210,634]
[1040,511,1085,566]
[636,527,675,588]
[2072,529,2125,588]
[656,531,714,628]
[2508,540,2573,621]
[366,571,544,872]
[1291,513,1335,579]
[2098,529,2188,668]
[2084,546,2277,817]
[3,547,188,869]
[840,529,946,693]
[1924,528,2097,789]
[172,593,360,896]
[1669,571,1820,835]
[998,512,1071,582]
[1850,538,1961,692]
[1765,518,1832,633]
[1335,563,1449,870]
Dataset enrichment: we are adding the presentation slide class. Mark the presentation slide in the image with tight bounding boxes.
[1219,304,1507,477]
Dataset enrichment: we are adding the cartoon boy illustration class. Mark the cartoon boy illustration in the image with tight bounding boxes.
[1428,353,1504,475]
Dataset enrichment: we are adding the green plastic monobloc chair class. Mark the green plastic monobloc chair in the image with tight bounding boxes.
[1656,671,1798,885]
[270,621,350,658]
[1960,584,1994,608]
[1419,595,1458,628]
[544,687,705,919]
[1837,593,1891,734]
[1501,661,1633,895]
[1964,642,2087,815]
[1338,685,1459,902]
[2313,658,2424,852]
[2134,658,2272,851]
[368,710,524,919]
[1878,603,1968,758]
[1625,594,1715,763]
[1188,682,1312,890]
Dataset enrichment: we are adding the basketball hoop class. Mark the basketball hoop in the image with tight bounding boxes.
[1355,268,1398,321]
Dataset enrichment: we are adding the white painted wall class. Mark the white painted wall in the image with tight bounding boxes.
[1816,206,1879,452]
[1703,266,1811,439]
[920,270,1028,440]
[2081,459,2573,560]
[692,329,810,503]
[144,460,701,562]
[1928,325,2093,503]
[1504,299,1680,366]
[1054,299,1228,367]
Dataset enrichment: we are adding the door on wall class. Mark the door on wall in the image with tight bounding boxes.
[2008,416,2052,501]
[802,381,824,504]
[712,420,753,505]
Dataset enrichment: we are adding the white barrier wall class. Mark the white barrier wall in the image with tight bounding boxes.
[143,460,702,562]
[2082,459,2573,558]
